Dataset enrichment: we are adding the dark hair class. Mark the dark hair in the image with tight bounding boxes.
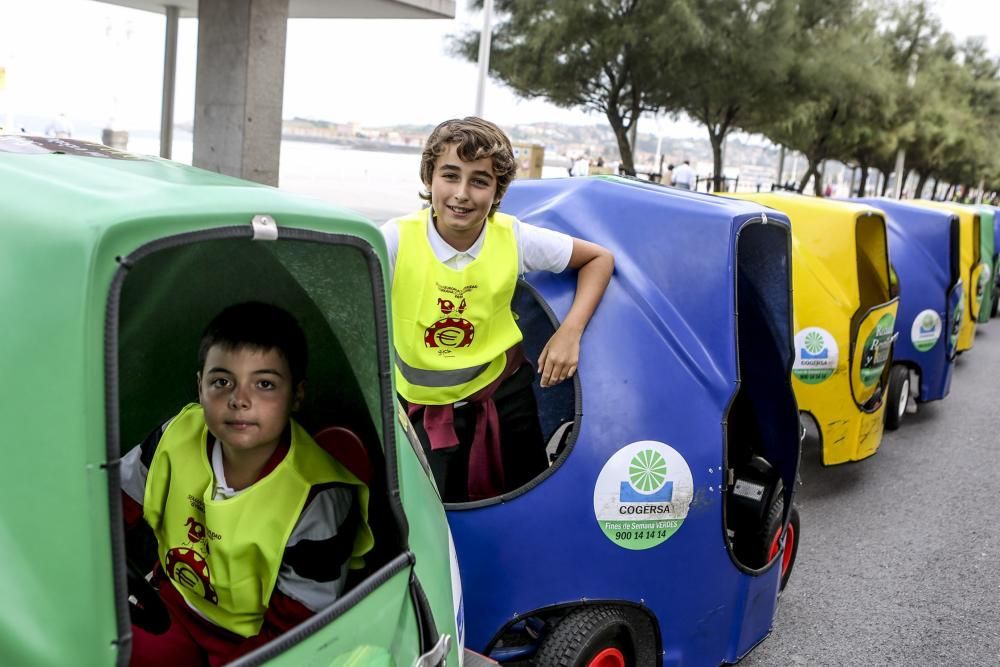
[419,116,516,216]
[198,302,307,384]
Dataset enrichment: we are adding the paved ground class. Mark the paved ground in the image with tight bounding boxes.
[742,326,1000,666]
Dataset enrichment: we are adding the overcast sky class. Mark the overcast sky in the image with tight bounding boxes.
[0,0,996,138]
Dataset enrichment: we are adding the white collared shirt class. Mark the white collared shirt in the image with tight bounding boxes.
[381,207,573,278]
[211,439,246,500]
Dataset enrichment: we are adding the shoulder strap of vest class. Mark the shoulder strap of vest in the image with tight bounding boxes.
[489,211,517,230]
[394,208,429,228]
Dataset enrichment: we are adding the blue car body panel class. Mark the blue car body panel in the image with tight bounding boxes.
[856,198,958,401]
[447,178,798,666]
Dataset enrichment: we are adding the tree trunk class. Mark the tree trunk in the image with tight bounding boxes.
[944,183,955,200]
[902,167,914,197]
[857,164,870,197]
[710,130,725,192]
[930,179,940,200]
[776,145,786,186]
[880,173,891,197]
[607,110,635,176]
[798,159,819,193]
[813,162,824,197]
[914,172,929,200]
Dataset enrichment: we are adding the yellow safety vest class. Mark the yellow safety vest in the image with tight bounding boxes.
[392,209,523,405]
[143,404,373,637]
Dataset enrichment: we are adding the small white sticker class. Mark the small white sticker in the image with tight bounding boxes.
[910,309,942,353]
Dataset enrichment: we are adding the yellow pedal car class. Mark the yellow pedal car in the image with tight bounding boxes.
[909,200,987,351]
[725,193,898,465]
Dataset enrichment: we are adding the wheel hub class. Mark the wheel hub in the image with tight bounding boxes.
[587,647,626,667]
[768,522,796,579]
[898,378,910,419]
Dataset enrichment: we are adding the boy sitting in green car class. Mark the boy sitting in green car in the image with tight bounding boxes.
[120,302,373,666]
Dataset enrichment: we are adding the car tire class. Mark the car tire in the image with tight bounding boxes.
[884,364,910,431]
[991,294,998,318]
[762,495,800,592]
[534,606,634,667]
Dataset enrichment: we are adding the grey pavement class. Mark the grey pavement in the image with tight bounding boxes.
[742,326,1000,666]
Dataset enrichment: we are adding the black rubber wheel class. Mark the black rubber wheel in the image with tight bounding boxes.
[533,606,634,667]
[991,293,998,318]
[884,364,910,431]
[760,495,800,592]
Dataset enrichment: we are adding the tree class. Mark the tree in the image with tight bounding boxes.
[750,1,898,195]
[450,0,701,174]
[669,0,798,191]
[900,36,999,199]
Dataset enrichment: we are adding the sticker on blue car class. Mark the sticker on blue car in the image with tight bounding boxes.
[593,441,694,550]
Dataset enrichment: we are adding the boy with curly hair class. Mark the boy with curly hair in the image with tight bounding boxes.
[383,116,613,502]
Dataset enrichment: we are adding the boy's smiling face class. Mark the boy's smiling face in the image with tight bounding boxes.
[197,344,302,457]
[427,143,499,246]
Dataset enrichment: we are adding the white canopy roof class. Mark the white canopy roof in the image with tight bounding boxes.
[90,0,455,19]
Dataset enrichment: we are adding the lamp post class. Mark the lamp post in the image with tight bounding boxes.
[893,59,919,199]
[474,0,494,117]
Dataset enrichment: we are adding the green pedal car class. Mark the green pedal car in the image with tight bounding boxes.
[0,136,485,667]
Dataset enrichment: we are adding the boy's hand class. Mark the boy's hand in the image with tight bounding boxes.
[538,325,582,387]
[536,237,614,388]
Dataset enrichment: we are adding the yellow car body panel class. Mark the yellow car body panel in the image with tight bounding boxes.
[724,193,898,465]
[909,200,984,351]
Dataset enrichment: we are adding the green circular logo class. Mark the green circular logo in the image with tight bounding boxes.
[977,268,989,302]
[793,327,838,384]
[629,450,667,493]
[860,313,895,386]
[594,442,694,551]
[911,309,942,353]
[803,331,825,355]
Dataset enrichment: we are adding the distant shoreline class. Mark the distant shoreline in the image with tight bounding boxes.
[280,133,422,155]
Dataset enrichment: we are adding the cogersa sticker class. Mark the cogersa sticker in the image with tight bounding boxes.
[593,441,694,550]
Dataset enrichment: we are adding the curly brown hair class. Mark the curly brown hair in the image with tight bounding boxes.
[419,117,516,216]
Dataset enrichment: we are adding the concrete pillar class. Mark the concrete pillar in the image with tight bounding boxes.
[193,0,289,186]
[160,5,180,159]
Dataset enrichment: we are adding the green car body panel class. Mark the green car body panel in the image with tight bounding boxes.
[0,137,461,667]
[976,206,996,322]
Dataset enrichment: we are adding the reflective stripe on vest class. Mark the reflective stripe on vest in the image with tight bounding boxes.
[143,403,373,637]
[391,209,523,405]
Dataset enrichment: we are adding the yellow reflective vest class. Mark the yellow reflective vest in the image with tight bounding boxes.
[143,403,373,637]
[392,209,523,405]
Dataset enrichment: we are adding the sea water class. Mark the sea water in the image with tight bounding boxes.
[125,133,569,223]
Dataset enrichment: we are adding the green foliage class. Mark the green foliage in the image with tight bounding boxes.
[450,0,702,173]
[449,0,1000,194]
[669,0,799,190]
[748,0,901,193]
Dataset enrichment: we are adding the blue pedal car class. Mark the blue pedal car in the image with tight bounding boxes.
[446,177,802,666]
[855,198,963,429]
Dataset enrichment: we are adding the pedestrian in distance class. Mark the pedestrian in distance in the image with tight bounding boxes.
[671,160,695,190]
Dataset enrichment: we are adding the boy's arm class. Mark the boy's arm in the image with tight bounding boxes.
[538,238,614,388]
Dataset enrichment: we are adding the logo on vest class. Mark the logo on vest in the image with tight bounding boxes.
[165,547,219,604]
[164,516,220,605]
[425,293,476,350]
